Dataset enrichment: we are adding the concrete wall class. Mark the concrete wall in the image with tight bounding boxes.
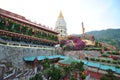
[0,44,56,68]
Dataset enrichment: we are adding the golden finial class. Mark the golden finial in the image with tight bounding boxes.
[58,11,64,18]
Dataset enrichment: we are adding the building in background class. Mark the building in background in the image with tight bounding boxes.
[55,11,67,40]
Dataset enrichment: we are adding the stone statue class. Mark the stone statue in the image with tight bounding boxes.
[82,22,85,35]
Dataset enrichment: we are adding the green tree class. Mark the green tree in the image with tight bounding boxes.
[28,28,33,36]
[41,58,51,70]
[35,73,43,80]
[62,66,72,79]
[21,26,28,34]
[29,73,43,80]
[50,65,62,80]
[0,17,5,30]
[29,77,35,80]
[70,75,77,80]
[74,61,84,79]
[14,23,20,33]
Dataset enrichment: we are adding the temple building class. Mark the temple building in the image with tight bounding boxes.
[55,11,67,40]
[0,8,59,46]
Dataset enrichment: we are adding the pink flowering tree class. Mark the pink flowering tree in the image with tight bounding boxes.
[59,36,86,50]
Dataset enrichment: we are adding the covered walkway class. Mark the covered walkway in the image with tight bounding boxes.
[23,55,66,61]
[23,55,120,74]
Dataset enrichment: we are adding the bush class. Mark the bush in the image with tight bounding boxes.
[118,61,120,64]
[101,59,105,62]
[60,40,67,47]
[102,54,108,57]
[112,56,118,60]
[29,73,43,80]
[96,58,100,62]
[60,36,86,50]
[85,48,102,51]
[115,65,120,69]
[106,60,111,63]
[112,51,119,55]
[95,41,98,47]
[90,58,95,61]
[107,51,119,55]
[81,74,86,79]
[0,41,7,45]
[112,61,118,64]
[104,47,108,51]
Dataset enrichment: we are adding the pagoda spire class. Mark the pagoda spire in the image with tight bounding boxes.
[58,11,64,18]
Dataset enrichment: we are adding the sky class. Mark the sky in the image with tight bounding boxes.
[0,0,120,34]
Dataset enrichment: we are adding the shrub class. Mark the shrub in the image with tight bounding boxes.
[90,58,95,61]
[107,51,119,55]
[115,65,120,69]
[60,36,86,50]
[102,54,108,57]
[73,37,86,50]
[81,74,86,79]
[113,51,118,55]
[85,48,102,51]
[59,40,67,47]
[95,41,98,47]
[104,47,108,51]
[112,61,117,64]
[101,59,105,62]
[96,58,100,62]
[112,56,118,60]
[118,61,120,64]
[106,60,111,63]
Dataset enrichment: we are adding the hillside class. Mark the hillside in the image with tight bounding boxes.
[86,29,120,50]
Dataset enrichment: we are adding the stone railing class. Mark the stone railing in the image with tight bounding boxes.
[0,39,55,50]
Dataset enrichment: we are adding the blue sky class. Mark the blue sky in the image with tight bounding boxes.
[0,0,120,34]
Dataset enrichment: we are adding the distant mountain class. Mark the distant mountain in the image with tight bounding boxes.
[86,29,120,50]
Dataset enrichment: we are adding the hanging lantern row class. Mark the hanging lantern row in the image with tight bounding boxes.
[0,30,58,45]
[0,15,58,42]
